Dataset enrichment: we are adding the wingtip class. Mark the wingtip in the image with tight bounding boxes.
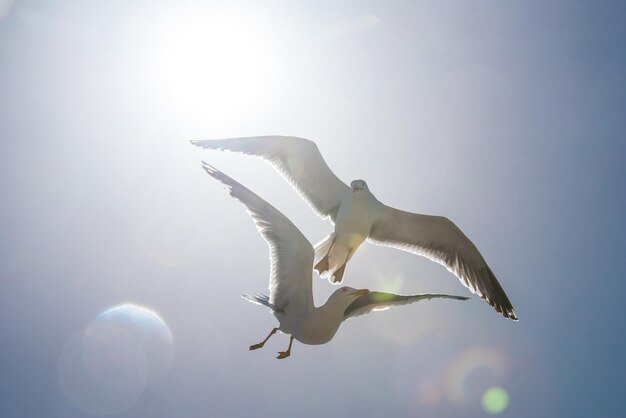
[201,161,218,175]
[499,307,518,321]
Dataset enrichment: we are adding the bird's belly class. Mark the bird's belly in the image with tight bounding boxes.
[273,312,296,336]
[334,232,366,251]
[335,218,371,239]
[293,319,337,345]
[335,194,378,237]
[295,334,332,346]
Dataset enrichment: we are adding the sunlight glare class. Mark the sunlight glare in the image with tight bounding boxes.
[154,9,276,121]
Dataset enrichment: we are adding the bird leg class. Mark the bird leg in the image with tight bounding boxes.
[276,335,295,359]
[249,327,278,351]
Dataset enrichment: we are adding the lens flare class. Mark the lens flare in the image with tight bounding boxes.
[482,386,509,414]
[92,304,174,387]
[95,304,173,344]
[374,272,404,294]
[58,304,174,414]
[445,347,507,405]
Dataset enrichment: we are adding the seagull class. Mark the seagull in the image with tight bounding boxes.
[201,162,469,359]
[191,136,518,320]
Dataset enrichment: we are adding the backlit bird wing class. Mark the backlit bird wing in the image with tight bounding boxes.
[202,162,314,314]
[192,136,349,221]
[344,292,469,320]
[368,205,517,320]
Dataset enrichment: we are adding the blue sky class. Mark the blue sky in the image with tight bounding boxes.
[1,1,625,417]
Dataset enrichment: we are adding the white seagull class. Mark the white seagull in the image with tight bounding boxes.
[191,136,517,320]
[201,162,469,359]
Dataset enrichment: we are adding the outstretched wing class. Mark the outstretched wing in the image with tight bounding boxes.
[344,292,469,320]
[191,136,349,221]
[202,162,314,313]
[368,205,517,320]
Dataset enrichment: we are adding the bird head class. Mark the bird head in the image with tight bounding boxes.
[350,180,369,192]
[329,287,370,308]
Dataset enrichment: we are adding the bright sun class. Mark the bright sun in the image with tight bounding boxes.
[154,9,276,120]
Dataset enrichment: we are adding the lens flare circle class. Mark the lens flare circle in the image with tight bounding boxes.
[482,386,509,414]
[95,304,173,342]
[445,347,507,405]
[92,304,175,387]
[58,304,174,414]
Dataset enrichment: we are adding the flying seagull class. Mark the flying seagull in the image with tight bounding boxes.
[191,136,518,320]
[201,162,469,359]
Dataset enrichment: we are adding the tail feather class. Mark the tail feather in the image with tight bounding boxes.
[332,263,347,283]
[313,233,335,267]
[313,233,353,283]
[314,255,329,276]
[242,294,272,309]
[317,260,348,283]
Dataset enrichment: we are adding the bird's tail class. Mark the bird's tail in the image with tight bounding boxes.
[313,233,351,284]
[313,233,335,271]
[242,294,272,309]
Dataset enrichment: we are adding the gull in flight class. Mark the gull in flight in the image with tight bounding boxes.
[191,136,517,320]
[201,162,469,359]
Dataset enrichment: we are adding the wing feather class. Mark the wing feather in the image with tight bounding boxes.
[344,292,469,320]
[202,162,314,313]
[368,205,517,320]
[191,136,349,221]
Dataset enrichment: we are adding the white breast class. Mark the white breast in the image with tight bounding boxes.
[335,191,380,236]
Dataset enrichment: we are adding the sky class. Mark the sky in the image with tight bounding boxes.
[1,0,625,417]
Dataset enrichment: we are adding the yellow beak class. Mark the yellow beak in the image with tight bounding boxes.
[352,289,370,297]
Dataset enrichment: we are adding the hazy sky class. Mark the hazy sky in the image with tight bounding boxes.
[1,1,625,417]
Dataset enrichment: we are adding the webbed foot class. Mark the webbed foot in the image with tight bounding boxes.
[276,335,295,360]
[276,351,290,359]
